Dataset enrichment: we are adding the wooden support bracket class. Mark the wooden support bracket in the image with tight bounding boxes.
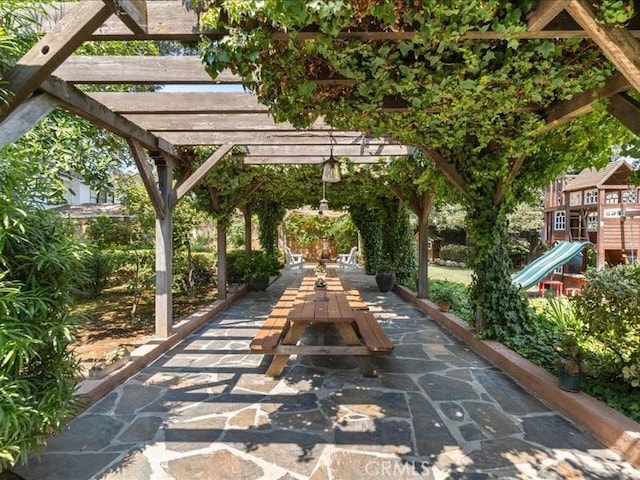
[128,139,165,220]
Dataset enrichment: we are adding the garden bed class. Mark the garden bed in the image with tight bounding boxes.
[71,286,217,377]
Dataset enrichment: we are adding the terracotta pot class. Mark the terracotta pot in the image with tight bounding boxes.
[438,300,451,312]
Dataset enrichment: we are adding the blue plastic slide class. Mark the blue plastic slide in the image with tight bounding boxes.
[512,241,592,290]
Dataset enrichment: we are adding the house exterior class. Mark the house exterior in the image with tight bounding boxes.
[543,160,640,277]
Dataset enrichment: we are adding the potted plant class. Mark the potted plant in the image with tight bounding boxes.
[554,334,588,392]
[314,276,328,300]
[428,284,456,312]
[374,255,396,292]
[244,250,282,291]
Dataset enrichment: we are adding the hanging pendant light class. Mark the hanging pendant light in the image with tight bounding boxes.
[319,181,329,213]
[322,130,341,183]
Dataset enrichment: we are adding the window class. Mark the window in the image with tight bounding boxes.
[584,189,598,205]
[554,211,566,231]
[569,191,581,206]
[587,213,598,232]
[622,189,638,204]
[605,192,619,204]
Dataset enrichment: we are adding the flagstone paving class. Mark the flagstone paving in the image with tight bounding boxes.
[12,267,640,479]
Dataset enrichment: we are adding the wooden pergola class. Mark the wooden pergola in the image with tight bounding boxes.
[1,0,639,339]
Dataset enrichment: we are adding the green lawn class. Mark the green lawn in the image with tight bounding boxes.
[427,264,473,285]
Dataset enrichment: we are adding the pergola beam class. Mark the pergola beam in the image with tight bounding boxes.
[0,93,58,147]
[540,72,632,134]
[123,113,329,132]
[42,2,640,41]
[527,1,569,32]
[173,143,234,205]
[565,0,640,93]
[244,145,412,157]
[102,0,147,34]
[422,148,472,201]
[54,56,241,84]
[156,131,404,146]
[607,93,640,135]
[242,156,388,165]
[38,76,181,160]
[0,1,113,123]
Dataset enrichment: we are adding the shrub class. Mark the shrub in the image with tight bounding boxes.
[244,250,282,279]
[573,264,640,387]
[439,244,474,265]
[427,279,474,324]
[174,251,217,297]
[226,249,249,283]
[0,207,84,469]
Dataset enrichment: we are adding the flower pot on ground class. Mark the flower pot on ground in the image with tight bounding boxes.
[554,334,589,392]
[429,286,456,312]
[373,256,396,292]
[437,300,451,312]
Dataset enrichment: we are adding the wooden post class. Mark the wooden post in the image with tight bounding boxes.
[242,204,252,256]
[154,156,173,338]
[417,192,434,299]
[217,220,227,300]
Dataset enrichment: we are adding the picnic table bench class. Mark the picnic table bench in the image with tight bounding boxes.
[249,271,393,376]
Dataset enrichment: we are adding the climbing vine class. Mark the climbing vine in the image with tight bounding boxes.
[197,1,635,341]
[253,198,286,255]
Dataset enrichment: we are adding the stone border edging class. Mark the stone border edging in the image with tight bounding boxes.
[393,283,640,469]
[74,285,250,406]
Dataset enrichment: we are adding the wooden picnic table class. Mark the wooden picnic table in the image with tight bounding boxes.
[250,272,393,377]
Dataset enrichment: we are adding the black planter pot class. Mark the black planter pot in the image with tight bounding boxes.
[558,367,582,392]
[250,276,270,291]
[375,272,396,292]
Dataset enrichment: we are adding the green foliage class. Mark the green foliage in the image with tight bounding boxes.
[226,249,249,283]
[505,236,530,267]
[244,250,282,279]
[431,203,467,232]
[86,216,135,248]
[573,264,640,387]
[554,334,589,375]
[174,251,217,297]
[0,204,83,469]
[255,199,285,255]
[439,244,474,265]
[427,279,474,324]
[197,0,634,341]
[285,212,357,256]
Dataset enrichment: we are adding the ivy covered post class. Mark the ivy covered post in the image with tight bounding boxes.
[255,198,285,255]
[241,203,252,256]
[416,192,434,299]
[350,203,384,274]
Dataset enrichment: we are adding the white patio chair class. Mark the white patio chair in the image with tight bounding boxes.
[284,246,305,269]
[337,246,358,269]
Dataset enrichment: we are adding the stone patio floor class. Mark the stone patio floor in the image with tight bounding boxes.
[12,266,640,479]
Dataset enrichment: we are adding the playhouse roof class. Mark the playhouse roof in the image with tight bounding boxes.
[563,160,633,192]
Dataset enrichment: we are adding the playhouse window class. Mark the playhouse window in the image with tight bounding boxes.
[605,191,619,204]
[554,211,566,230]
[584,189,598,205]
[622,189,637,203]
